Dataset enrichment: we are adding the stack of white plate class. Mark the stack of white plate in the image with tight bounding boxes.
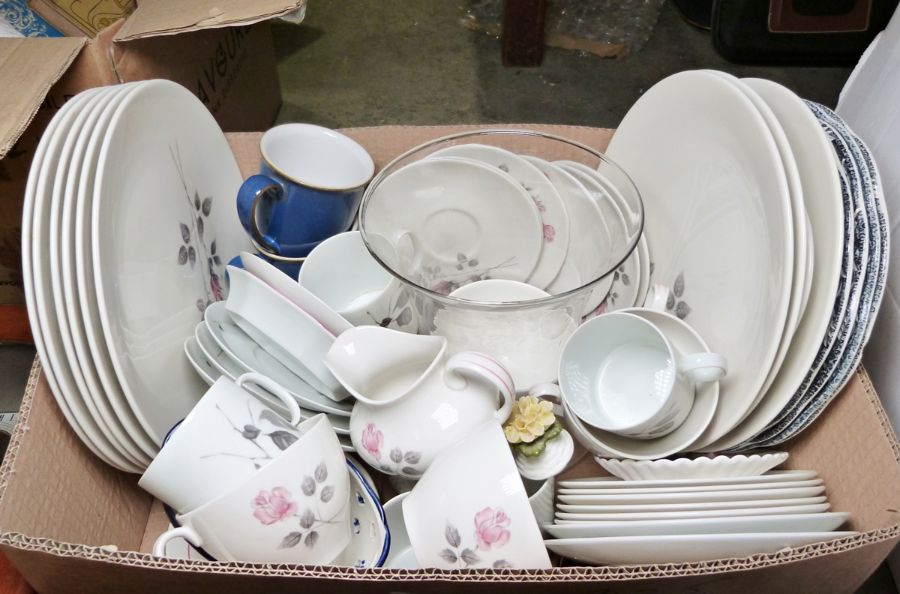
[22,81,251,472]
[602,70,888,454]
[543,470,855,565]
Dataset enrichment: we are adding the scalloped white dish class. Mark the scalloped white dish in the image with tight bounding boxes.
[596,453,789,481]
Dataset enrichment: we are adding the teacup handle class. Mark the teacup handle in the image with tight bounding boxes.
[680,353,728,384]
[236,372,303,425]
[152,525,203,558]
[236,174,284,255]
[445,352,515,423]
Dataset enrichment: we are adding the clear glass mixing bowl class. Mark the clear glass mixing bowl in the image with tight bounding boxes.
[359,129,643,390]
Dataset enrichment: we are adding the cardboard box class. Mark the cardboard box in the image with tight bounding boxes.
[0,123,899,593]
[0,0,304,339]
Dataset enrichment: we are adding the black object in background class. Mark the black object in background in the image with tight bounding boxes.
[712,0,898,65]
[672,0,714,30]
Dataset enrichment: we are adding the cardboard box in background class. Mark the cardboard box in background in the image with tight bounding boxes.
[0,0,306,341]
[28,0,136,37]
[0,124,898,593]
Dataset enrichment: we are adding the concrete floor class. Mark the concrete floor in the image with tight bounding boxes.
[0,1,894,591]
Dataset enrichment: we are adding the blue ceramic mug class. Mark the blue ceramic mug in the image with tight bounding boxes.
[236,124,374,258]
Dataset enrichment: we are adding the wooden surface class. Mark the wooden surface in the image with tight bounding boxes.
[0,306,32,344]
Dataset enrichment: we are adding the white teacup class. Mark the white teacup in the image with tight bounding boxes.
[152,414,351,564]
[402,422,552,569]
[139,372,302,513]
[299,231,417,332]
[559,311,727,439]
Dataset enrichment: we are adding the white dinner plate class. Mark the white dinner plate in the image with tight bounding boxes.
[558,470,818,490]
[428,144,570,288]
[562,308,719,459]
[363,156,543,284]
[91,80,250,445]
[545,531,855,565]
[56,83,158,465]
[707,73,808,407]
[558,478,822,496]
[606,70,794,447]
[703,80,844,451]
[556,495,826,514]
[23,87,135,472]
[557,484,825,505]
[543,511,849,539]
[554,501,831,522]
[597,452,788,481]
[204,302,352,416]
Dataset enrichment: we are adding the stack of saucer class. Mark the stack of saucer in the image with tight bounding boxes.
[542,457,855,565]
[183,253,357,451]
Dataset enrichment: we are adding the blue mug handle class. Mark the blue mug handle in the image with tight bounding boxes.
[236,174,284,254]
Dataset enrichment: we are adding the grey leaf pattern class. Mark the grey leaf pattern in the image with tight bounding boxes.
[320,485,334,503]
[304,531,319,548]
[213,255,222,266]
[675,301,691,319]
[621,273,631,286]
[403,451,421,464]
[279,531,303,549]
[396,308,413,327]
[666,290,675,311]
[241,424,260,440]
[445,524,461,548]
[390,448,403,463]
[314,462,328,483]
[180,223,190,243]
[493,559,513,569]
[439,549,458,564]
[197,216,205,239]
[401,466,418,475]
[193,192,200,211]
[177,245,188,265]
[299,509,315,529]
[460,548,480,566]
[201,197,213,216]
[210,239,217,255]
[673,272,685,298]
[268,430,298,451]
[301,476,316,496]
[188,246,196,268]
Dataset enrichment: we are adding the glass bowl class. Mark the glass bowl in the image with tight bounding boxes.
[358,129,643,390]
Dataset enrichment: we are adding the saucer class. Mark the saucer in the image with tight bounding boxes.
[597,453,789,481]
[362,156,543,284]
[543,511,849,539]
[427,144,569,288]
[544,531,854,565]
[563,309,719,459]
[203,302,352,417]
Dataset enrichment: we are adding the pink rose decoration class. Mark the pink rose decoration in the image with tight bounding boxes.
[361,423,383,460]
[474,507,511,551]
[543,224,556,243]
[252,487,296,525]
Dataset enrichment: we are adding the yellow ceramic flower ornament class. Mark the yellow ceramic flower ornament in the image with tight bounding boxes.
[503,396,556,444]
